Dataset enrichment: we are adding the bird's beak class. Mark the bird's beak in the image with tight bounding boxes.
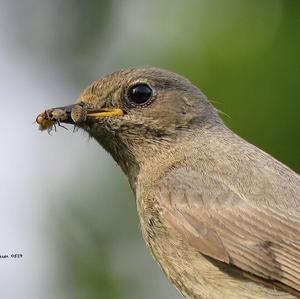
[35,103,124,131]
[85,107,124,118]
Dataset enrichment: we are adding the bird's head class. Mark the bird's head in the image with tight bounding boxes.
[37,67,223,186]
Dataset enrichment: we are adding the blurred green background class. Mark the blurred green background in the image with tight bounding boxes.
[0,0,299,298]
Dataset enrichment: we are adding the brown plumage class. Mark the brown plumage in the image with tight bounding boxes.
[37,67,300,299]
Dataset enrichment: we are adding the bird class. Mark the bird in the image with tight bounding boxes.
[37,67,300,299]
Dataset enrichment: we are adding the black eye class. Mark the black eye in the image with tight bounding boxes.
[128,83,153,105]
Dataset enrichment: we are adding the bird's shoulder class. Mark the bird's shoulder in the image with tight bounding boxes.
[153,161,300,295]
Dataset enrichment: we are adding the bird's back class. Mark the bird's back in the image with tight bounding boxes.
[136,126,300,299]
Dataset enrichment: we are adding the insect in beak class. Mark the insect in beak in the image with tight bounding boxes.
[35,104,124,133]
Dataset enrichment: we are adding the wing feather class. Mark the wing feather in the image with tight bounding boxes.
[157,167,300,293]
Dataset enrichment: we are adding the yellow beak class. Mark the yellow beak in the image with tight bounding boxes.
[87,108,124,118]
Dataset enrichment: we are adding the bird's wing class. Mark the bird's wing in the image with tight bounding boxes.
[156,167,300,293]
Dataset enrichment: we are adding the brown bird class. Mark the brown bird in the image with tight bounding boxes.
[37,67,300,299]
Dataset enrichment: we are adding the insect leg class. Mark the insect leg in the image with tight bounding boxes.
[57,121,68,130]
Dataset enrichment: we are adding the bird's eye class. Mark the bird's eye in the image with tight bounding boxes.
[128,83,153,105]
